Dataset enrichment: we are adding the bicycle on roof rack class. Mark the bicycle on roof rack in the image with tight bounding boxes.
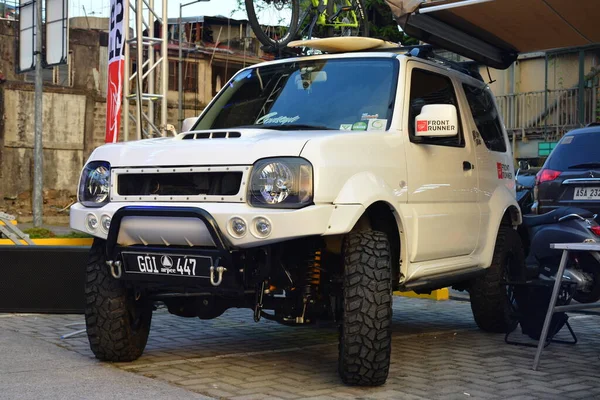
[245,0,368,51]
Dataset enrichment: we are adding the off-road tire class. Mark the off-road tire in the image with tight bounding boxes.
[85,238,152,361]
[469,226,525,333]
[339,230,392,386]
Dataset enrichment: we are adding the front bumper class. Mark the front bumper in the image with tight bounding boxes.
[70,202,358,248]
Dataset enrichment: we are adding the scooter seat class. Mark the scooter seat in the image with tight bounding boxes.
[523,207,595,228]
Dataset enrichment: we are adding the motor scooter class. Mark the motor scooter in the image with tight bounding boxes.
[517,186,600,303]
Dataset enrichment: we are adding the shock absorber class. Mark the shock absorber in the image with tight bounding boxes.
[304,250,322,297]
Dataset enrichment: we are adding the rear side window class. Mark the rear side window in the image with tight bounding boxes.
[545,132,600,171]
[408,68,463,147]
[462,84,506,152]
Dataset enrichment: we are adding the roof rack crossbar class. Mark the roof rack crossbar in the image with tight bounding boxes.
[357,43,484,82]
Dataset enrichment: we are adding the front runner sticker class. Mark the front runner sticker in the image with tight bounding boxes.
[367,119,387,131]
[416,119,456,133]
[351,121,367,131]
[340,123,353,131]
[496,162,513,179]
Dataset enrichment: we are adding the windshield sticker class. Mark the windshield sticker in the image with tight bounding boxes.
[361,113,379,120]
[351,121,368,131]
[340,124,353,131]
[256,112,300,125]
[367,119,387,131]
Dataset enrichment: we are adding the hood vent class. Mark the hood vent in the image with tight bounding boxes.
[182,131,242,140]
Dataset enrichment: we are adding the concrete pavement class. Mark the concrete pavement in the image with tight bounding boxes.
[0,320,210,400]
[1,297,600,399]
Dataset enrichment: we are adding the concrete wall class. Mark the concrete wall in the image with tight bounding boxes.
[486,51,600,96]
[0,18,250,215]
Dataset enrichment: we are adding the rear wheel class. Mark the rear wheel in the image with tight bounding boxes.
[469,226,525,333]
[326,0,368,38]
[339,230,392,386]
[245,0,300,48]
[85,239,152,361]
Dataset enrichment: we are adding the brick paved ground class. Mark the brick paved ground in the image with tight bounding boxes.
[1,297,600,399]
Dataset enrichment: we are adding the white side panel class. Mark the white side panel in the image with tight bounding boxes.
[402,61,481,264]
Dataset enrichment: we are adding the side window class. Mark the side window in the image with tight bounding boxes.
[408,68,463,147]
[462,84,507,152]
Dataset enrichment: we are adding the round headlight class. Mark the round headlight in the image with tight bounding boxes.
[87,165,110,203]
[228,217,247,238]
[253,217,272,238]
[86,213,99,232]
[100,215,111,233]
[249,158,313,208]
[79,161,111,207]
[256,162,294,204]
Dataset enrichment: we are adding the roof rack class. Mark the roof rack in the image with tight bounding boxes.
[364,44,484,82]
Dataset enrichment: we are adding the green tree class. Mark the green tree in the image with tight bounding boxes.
[364,0,417,44]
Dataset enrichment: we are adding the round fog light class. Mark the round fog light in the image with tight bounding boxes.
[254,217,272,238]
[100,215,111,232]
[86,213,99,232]
[228,217,247,238]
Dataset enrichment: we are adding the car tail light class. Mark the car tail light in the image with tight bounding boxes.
[590,225,600,237]
[536,169,561,184]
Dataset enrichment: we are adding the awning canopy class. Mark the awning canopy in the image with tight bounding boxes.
[386,0,600,69]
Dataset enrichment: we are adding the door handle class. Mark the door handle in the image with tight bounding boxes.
[463,161,474,171]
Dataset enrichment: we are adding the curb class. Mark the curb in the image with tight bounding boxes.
[0,238,93,246]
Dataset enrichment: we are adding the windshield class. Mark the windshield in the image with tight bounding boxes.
[192,58,398,132]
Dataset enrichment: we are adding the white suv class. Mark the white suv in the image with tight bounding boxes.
[72,43,524,386]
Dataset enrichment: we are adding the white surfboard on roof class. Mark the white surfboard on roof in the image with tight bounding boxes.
[287,36,399,53]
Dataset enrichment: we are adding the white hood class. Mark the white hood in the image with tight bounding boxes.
[88,129,342,167]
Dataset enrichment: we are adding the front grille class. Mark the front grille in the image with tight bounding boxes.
[118,171,243,196]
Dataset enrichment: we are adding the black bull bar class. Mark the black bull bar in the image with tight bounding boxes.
[105,206,241,290]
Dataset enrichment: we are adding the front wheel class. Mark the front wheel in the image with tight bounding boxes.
[339,230,392,386]
[245,0,300,48]
[85,239,153,362]
[326,0,369,38]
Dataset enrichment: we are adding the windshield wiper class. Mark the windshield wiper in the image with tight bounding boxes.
[568,162,600,169]
[233,124,334,131]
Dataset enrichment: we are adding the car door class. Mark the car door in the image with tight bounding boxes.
[459,82,514,254]
[404,63,481,263]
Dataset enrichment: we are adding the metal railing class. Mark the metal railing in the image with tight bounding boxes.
[496,86,599,137]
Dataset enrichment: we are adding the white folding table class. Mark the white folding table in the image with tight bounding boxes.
[532,242,600,370]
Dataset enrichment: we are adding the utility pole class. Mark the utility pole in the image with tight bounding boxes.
[33,0,43,227]
[179,0,209,132]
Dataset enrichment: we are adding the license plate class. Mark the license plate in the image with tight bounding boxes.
[573,187,600,200]
[122,252,211,277]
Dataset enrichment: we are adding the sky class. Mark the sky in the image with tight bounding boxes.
[69,0,248,20]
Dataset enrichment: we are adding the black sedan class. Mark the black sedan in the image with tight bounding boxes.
[533,125,600,216]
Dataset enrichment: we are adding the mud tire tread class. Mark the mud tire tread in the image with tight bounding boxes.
[339,230,392,386]
[85,239,152,362]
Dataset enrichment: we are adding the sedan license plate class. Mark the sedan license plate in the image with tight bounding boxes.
[122,252,211,277]
[573,187,600,200]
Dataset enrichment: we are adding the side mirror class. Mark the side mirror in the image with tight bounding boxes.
[414,104,459,138]
[181,117,198,133]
